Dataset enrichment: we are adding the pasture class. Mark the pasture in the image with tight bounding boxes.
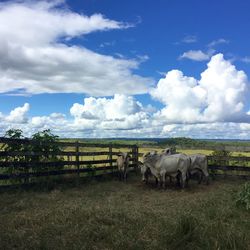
[0,175,249,250]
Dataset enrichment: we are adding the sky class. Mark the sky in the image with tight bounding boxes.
[0,0,250,139]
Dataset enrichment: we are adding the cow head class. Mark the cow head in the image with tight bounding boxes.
[139,161,150,183]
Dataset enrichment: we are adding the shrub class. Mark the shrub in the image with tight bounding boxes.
[236,182,250,210]
[0,129,63,187]
[30,129,63,169]
[210,150,232,165]
[0,129,28,184]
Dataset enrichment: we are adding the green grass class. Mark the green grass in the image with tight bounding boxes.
[0,175,249,250]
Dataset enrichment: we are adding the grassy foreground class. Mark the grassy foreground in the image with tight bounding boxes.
[0,176,249,250]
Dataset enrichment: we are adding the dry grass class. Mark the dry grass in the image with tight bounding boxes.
[0,175,249,250]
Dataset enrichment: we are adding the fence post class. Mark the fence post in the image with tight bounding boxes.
[109,144,113,174]
[135,145,139,164]
[132,145,139,171]
[76,141,80,184]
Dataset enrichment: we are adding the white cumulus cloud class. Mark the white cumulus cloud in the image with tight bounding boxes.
[70,94,150,130]
[151,54,249,124]
[1,52,250,139]
[5,103,30,123]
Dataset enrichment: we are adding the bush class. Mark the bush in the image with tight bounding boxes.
[236,182,250,210]
[210,150,232,165]
[30,129,63,170]
[0,129,28,184]
[0,129,63,187]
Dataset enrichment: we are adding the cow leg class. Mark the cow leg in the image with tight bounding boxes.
[181,171,187,189]
[198,171,203,184]
[124,171,127,182]
[169,176,173,184]
[155,177,158,186]
[161,173,166,189]
[185,172,189,187]
[157,176,161,189]
[176,172,181,187]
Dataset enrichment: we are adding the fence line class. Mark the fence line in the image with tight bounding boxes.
[1,137,250,185]
[0,138,139,185]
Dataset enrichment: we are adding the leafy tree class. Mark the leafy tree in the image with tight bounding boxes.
[1,129,63,186]
[0,129,28,184]
[30,129,63,171]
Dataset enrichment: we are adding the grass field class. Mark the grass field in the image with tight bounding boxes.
[0,175,249,250]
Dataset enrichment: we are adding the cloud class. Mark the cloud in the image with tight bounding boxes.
[31,113,66,128]
[70,94,150,130]
[161,122,250,139]
[5,103,30,123]
[179,50,214,61]
[1,77,250,139]
[151,53,249,124]
[1,51,250,139]
[241,57,250,63]
[208,38,229,47]
[0,96,152,137]
[182,35,197,43]
[100,41,116,48]
[0,1,152,96]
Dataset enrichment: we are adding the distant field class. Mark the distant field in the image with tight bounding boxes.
[0,176,249,250]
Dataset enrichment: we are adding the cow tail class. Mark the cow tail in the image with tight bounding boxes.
[189,157,192,167]
[187,157,192,179]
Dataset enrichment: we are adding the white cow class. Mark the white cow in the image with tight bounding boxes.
[116,152,130,181]
[161,147,176,155]
[141,153,189,188]
[189,154,209,184]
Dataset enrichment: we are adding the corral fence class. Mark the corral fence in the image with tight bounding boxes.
[0,137,139,186]
[1,138,250,187]
[139,145,250,180]
[182,145,250,179]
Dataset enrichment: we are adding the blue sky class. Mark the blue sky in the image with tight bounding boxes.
[0,0,250,138]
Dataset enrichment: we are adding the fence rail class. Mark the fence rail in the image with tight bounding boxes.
[175,145,250,152]
[1,137,250,186]
[0,137,139,185]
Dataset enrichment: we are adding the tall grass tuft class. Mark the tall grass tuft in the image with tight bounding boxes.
[236,182,250,210]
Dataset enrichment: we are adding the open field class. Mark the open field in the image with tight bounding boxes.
[0,175,249,250]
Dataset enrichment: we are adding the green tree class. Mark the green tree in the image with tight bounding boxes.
[30,129,63,171]
[0,129,28,184]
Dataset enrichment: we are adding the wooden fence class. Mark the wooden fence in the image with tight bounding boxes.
[1,138,250,186]
[206,156,250,179]
[138,146,250,179]
[0,137,139,185]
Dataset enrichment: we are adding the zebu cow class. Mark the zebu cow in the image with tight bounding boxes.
[141,153,189,188]
[189,154,209,184]
[116,152,130,181]
[140,149,177,185]
[161,147,176,155]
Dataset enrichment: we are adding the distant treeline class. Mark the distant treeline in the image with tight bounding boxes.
[156,137,250,148]
[60,137,250,148]
[60,138,157,146]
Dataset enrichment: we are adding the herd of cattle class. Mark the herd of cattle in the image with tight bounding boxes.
[116,148,209,188]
